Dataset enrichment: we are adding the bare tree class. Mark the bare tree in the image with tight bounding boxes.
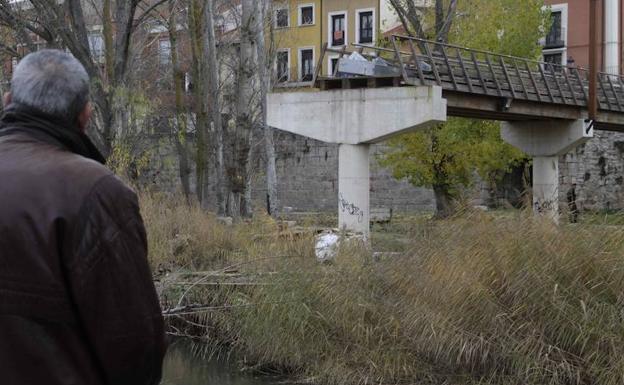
[0,0,164,154]
[163,0,192,201]
[255,0,278,217]
[388,0,457,42]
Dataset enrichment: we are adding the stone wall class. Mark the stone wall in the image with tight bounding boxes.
[559,131,624,212]
[138,129,624,215]
[138,131,435,213]
[251,132,435,213]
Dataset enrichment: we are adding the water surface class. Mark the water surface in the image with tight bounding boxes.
[161,342,287,385]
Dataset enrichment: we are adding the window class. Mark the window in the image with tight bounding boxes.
[358,11,374,44]
[543,52,563,67]
[159,39,171,66]
[330,13,346,47]
[277,50,289,82]
[330,57,339,76]
[88,32,104,62]
[275,8,289,28]
[300,48,314,82]
[299,5,314,25]
[545,11,564,49]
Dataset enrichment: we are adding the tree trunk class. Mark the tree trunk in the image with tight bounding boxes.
[203,0,226,214]
[169,1,192,201]
[255,0,278,216]
[233,0,256,218]
[189,0,210,206]
[432,184,454,218]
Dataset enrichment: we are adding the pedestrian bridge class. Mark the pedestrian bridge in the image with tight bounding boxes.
[267,35,624,236]
[314,35,624,130]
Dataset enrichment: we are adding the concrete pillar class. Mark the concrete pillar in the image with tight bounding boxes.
[501,119,593,222]
[338,144,370,237]
[604,0,619,74]
[532,156,559,222]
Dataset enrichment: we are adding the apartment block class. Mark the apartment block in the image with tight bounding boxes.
[543,0,621,74]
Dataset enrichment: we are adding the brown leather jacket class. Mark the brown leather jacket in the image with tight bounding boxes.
[0,131,166,384]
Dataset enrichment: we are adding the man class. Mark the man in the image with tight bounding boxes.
[0,50,166,384]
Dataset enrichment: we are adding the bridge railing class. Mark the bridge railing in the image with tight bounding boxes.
[313,35,624,113]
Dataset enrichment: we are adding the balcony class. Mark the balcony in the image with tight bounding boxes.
[544,26,565,49]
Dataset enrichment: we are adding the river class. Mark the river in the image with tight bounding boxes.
[161,341,288,385]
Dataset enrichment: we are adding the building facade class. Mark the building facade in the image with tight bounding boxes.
[542,0,621,73]
[272,0,323,85]
[321,0,381,75]
[543,0,624,212]
[272,0,392,85]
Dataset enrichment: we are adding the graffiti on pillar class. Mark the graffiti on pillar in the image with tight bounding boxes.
[339,193,365,223]
[534,199,556,214]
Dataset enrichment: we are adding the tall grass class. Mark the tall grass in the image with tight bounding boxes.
[143,196,624,385]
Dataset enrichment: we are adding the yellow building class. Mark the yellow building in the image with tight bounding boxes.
[272,0,323,85]
[271,0,383,85]
[321,0,381,76]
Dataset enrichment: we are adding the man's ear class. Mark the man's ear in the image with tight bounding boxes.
[77,102,93,133]
[3,92,11,107]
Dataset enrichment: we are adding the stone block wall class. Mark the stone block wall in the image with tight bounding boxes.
[559,131,624,212]
[139,129,624,215]
[250,132,435,213]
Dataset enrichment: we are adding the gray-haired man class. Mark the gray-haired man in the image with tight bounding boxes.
[0,50,166,384]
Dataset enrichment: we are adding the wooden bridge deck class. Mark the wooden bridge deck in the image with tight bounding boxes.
[312,35,624,131]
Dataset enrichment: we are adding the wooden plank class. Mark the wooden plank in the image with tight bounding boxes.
[422,41,442,86]
[440,46,458,90]
[598,74,613,110]
[313,43,328,85]
[471,52,488,94]
[512,59,529,100]
[456,48,474,93]
[405,38,426,85]
[562,67,580,105]
[499,56,516,99]
[573,68,588,103]
[549,64,567,104]
[537,63,555,103]
[485,54,503,96]
[391,36,412,85]
[524,60,543,102]
[607,74,623,111]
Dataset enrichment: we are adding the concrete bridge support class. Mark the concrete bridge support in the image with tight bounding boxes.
[501,119,593,222]
[338,144,370,234]
[268,86,447,237]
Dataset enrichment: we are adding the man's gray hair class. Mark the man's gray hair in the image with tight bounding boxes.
[11,49,90,122]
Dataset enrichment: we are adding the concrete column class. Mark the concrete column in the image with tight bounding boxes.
[338,144,370,237]
[604,0,619,74]
[501,119,593,222]
[532,156,559,223]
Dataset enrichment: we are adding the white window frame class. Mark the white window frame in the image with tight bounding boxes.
[355,8,376,45]
[158,38,172,66]
[542,3,567,66]
[274,6,290,29]
[298,3,315,26]
[87,30,105,63]
[298,46,315,82]
[328,10,348,48]
[327,54,339,76]
[275,48,291,82]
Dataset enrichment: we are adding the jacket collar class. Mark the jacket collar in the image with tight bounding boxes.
[0,103,106,165]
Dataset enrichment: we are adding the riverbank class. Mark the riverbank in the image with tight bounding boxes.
[143,193,624,385]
